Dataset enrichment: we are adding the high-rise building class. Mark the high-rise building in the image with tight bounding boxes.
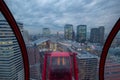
[64,24,74,40]
[90,28,100,43]
[42,28,51,37]
[76,25,87,43]
[17,22,30,44]
[22,30,30,44]
[77,51,98,80]
[99,26,105,44]
[0,16,24,79]
[72,30,75,41]
[90,26,105,44]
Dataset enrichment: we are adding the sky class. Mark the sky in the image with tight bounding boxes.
[4,0,120,34]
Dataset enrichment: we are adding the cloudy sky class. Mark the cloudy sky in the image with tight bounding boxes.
[4,0,120,34]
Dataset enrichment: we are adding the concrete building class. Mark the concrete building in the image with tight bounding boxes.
[90,26,105,44]
[0,14,24,80]
[105,59,120,80]
[27,45,41,80]
[22,30,30,44]
[90,28,100,43]
[99,26,105,44]
[27,45,40,65]
[77,51,98,80]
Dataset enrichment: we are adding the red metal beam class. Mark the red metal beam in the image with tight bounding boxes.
[42,53,49,80]
[99,18,120,80]
[73,53,79,80]
[0,0,29,80]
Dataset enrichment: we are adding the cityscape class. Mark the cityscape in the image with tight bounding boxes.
[0,0,120,80]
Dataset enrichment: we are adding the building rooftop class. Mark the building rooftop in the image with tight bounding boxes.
[32,38,49,46]
[77,51,98,59]
[50,52,70,57]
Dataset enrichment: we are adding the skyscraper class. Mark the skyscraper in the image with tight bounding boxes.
[90,26,105,44]
[17,22,30,44]
[99,26,105,44]
[42,28,51,37]
[64,24,74,40]
[90,28,100,43]
[76,25,87,43]
[22,30,30,44]
[0,15,24,80]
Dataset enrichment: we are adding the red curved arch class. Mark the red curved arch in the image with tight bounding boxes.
[0,0,29,80]
[99,18,120,80]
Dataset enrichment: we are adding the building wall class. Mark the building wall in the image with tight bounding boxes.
[26,45,41,80]
[76,25,87,43]
[64,24,74,40]
[105,60,120,80]
[0,20,24,80]
[22,30,30,44]
[90,28,100,43]
[90,26,104,44]
[77,57,98,80]
[27,45,40,65]
[99,26,105,44]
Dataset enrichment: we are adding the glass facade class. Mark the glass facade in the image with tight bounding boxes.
[76,25,87,43]
[64,24,74,40]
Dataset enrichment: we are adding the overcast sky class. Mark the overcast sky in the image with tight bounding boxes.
[5,0,120,34]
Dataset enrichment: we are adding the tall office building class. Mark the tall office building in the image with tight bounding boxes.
[42,28,51,37]
[0,14,24,80]
[22,30,30,44]
[76,25,87,43]
[90,26,105,44]
[99,26,105,44]
[17,22,30,44]
[90,28,100,43]
[64,24,74,40]
[77,51,98,80]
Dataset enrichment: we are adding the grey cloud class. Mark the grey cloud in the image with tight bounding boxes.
[4,0,120,34]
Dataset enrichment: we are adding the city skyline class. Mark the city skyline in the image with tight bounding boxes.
[0,7,120,80]
[4,0,120,34]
